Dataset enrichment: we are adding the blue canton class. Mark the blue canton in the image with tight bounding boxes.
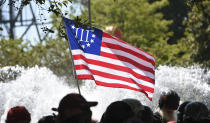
[64,17,103,56]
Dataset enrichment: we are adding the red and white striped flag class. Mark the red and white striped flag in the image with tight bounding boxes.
[64,17,155,100]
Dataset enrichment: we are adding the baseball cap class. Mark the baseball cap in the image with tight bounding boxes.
[53,93,98,114]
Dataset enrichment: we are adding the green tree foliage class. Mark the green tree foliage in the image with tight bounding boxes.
[0,37,77,84]
[184,0,210,66]
[80,0,186,66]
[150,0,190,44]
[0,38,32,67]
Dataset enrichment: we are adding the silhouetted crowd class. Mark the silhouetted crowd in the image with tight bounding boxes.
[5,90,210,123]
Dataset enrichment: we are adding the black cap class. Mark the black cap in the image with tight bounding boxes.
[101,101,134,123]
[53,93,98,114]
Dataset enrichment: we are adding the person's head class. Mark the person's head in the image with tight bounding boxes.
[56,93,98,123]
[159,90,180,121]
[183,101,209,123]
[159,90,180,112]
[177,101,191,123]
[6,106,31,123]
[38,116,55,123]
[100,101,134,123]
[122,98,144,116]
[140,106,153,123]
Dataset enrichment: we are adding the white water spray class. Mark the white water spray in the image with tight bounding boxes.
[0,66,209,123]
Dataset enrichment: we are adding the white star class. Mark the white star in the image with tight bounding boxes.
[81,45,85,49]
[90,39,94,43]
[87,43,90,47]
[72,25,75,29]
[92,34,96,38]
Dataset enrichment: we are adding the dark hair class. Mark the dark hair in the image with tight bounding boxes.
[38,116,55,123]
[159,90,180,110]
[183,101,208,122]
[140,106,153,122]
[177,101,191,123]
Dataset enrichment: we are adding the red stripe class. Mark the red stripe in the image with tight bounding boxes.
[77,75,94,80]
[76,58,154,83]
[102,32,155,58]
[92,70,154,93]
[101,42,155,66]
[73,55,155,84]
[76,65,132,83]
[75,65,154,93]
[73,54,154,75]
[75,64,90,70]
[95,80,152,101]
[100,51,154,74]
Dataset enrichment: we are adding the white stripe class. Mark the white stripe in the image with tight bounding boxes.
[102,37,155,61]
[101,47,154,70]
[75,68,153,98]
[76,69,92,75]
[94,75,153,95]
[74,59,155,88]
[72,50,155,79]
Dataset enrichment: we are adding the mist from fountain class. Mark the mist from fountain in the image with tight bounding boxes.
[0,66,209,123]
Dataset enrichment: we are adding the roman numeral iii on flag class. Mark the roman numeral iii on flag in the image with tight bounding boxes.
[63,17,155,101]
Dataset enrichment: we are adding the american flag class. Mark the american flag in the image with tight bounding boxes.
[63,17,155,100]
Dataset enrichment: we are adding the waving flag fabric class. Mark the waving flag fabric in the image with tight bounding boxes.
[63,17,155,100]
